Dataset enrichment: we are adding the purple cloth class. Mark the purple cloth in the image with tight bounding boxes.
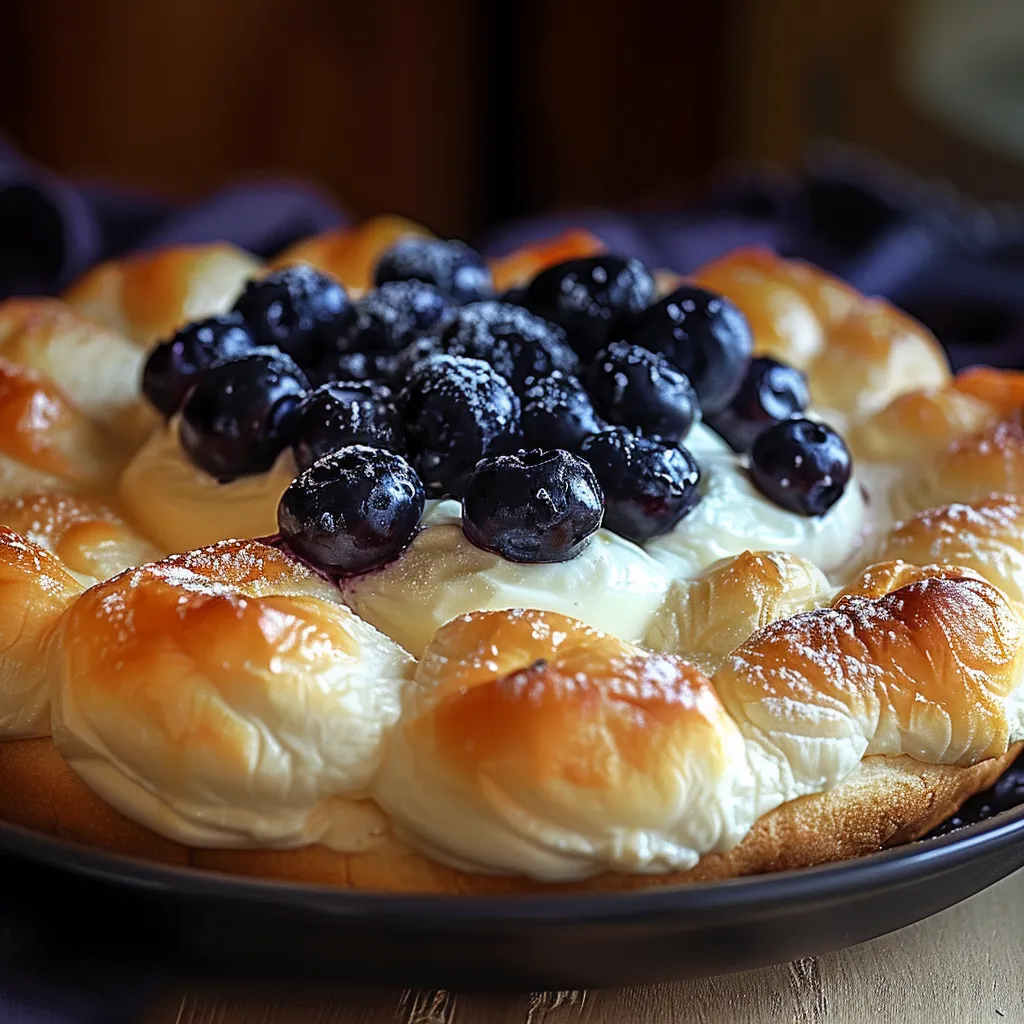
[0,139,346,298]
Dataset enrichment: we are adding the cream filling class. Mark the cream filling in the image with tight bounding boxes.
[118,421,295,554]
[645,447,869,583]
[341,500,672,658]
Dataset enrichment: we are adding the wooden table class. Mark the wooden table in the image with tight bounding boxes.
[142,868,1024,1024]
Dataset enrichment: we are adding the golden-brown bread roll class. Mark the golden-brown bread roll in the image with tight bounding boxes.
[952,366,1024,417]
[269,215,431,291]
[0,491,159,584]
[714,574,1024,814]
[488,229,606,292]
[833,560,983,603]
[0,358,122,499]
[50,539,413,852]
[643,550,831,672]
[877,497,1024,602]
[374,609,756,880]
[689,247,950,421]
[804,299,950,422]
[63,243,261,347]
[0,299,156,447]
[896,414,1024,517]
[0,527,84,737]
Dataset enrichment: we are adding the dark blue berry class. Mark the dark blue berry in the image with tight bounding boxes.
[232,266,353,367]
[305,348,397,387]
[142,314,255,418]
[339,281,452,356]
[291,381,405,471]
[520,372,604,452]
[399,354,520,498]
[586,341,699,443]
[622,285,752,414]
[579,427,701,543]
[462,449,603,563]
[749,418,851,516]
[179,349,309,481]
[374,238,494,305]
[436,301,578,391]
[277,446,424,576]
[708,357,810,452]
[523,256,655,358]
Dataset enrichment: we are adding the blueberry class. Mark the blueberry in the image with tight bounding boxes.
[586,341,699,443]
[339,281,452,356]
[277,446,424,576]
[462,449,603,563]
[436,301,578,391]
[142,314,255,418]
[523,256,655,358]
[305,348,397,387]
[399,354,521,498]
[179,349,309,481]
[708,357,810,452]
[232,266,353,367]
[291,381,405,471]
[622,285,752,414]
[579,427,701,543]
[375,237,494,305]
[520,372,604,452]
[749,418,852,516]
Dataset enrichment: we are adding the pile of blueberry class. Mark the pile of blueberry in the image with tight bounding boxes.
[142,238,853,576]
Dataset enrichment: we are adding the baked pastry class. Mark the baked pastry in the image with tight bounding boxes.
[0,222,1022,894]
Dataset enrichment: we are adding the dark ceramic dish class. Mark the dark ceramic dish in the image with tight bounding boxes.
[0,798,1022,991]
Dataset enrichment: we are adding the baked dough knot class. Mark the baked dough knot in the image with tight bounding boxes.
[63,242,261,347]
[690,247,950,422]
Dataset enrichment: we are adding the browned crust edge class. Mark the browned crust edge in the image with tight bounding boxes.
[0,737,1017,894]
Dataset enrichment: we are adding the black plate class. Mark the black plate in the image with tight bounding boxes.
[0,804,1023,991]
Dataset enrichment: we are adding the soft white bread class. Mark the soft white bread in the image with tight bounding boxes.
[690,247,950,421]
[63,243,261,347]
[49,539,413,851]
[0,527,84,737]
[0,491,159,585]
[0,299,156,448]
[0,358,123,499]
[643,550,831,672]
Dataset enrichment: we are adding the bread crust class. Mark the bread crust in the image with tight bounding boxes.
[0,736,1014,893]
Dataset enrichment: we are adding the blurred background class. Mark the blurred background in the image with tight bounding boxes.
[2,0,1023,239]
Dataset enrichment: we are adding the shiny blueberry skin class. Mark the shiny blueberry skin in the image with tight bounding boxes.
[338,281,452,356]
[586,341,700,443]
[374,238,494,305]
[305,348,397,387]
[277,446,425,576]
[399,354,521,498]
[523,256,655,358]
[142,314,255,417]
[462,449,603,563]
[232,266,354,367]
[621,285,752,414]
[708,357,810,452]
[749,418,852,516]
[579,427,701,543]
[520,372,604,452]
[179,349,310,481]
[435,301,578,391]
[291,381,405,471]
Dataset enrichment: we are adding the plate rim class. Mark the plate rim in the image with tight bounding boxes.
[2,803,1023,924]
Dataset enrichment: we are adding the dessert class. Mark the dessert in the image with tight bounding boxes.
[0,220,1018,894]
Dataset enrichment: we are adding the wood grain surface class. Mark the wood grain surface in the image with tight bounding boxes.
[142,869,1024,1024]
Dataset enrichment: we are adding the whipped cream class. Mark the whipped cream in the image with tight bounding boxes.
[51,579,414,851]
[118,421,295,553]
[342,500,672,657]
[645,444,868,583]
